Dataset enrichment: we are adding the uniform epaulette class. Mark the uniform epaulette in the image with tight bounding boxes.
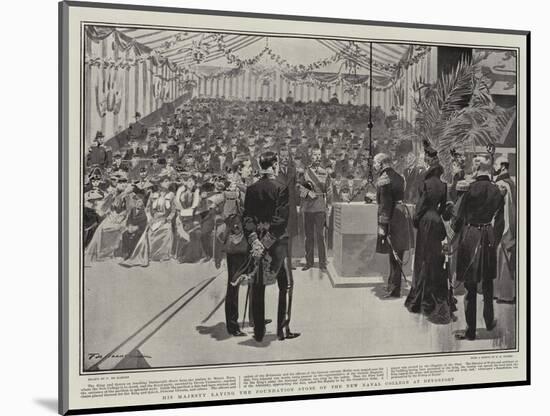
[376,172,390,187]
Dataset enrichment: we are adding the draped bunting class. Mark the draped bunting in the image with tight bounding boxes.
[84,25,189,144]
[316,40,432,88]
[85,26,186,74]
[391,45,431,85]
[202,37,410,89]
[86,26,151,56]
[85,54,196,81]
[196,67,394,92]
[341,74,370,85]
[84,25,434,139]
[85,26,116,42]
[307,72,340,83]
[94,68,123,117]
[148,54,180,72]
[85,27,431,91]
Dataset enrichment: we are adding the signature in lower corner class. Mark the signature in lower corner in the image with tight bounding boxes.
[88,352,152,360]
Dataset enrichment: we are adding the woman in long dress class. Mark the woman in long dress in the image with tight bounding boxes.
[404,154,454,323]
[85,174,132,263]
[119,193,148,260]
[494,160,516,303]
[172,177,203,263]
[120,176,175,267]
[148,178,175,261]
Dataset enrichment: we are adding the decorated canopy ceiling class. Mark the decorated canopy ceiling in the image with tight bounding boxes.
[89,26,430,88]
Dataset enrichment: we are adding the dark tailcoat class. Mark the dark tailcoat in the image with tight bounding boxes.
[452,175,505,339]
[375,167,413,253]
[375,166,413,295]
[453,175,505,284]
[243,176,290,340]
[243,176,289,241]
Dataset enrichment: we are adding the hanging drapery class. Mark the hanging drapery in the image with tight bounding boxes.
[85,26,116,42]
[341,74,369,85]
[86,26,151,56]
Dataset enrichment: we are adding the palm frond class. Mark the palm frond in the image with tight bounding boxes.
[436,58,474,119]
[412,56,519,180]
[414,58,474,148]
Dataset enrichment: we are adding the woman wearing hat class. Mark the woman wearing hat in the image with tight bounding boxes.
[147,176,176,261]
[83,186,103,249]
[404,143,454,323]
[172,177,202,264]
[85,172,132,262]
[120,175,175,267]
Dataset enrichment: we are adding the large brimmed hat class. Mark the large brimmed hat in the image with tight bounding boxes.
[85,189,104,202]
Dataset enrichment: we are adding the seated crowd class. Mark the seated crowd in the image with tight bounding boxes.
[83,96,427,267]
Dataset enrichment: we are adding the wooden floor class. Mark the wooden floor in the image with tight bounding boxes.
[83,258,516,371]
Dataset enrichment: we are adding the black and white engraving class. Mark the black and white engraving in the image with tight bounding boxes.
[81,26,518,372]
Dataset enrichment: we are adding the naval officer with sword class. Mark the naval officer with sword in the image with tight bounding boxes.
[372,153,413,298]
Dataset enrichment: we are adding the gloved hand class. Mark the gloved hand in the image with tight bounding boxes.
[251,239,265,258]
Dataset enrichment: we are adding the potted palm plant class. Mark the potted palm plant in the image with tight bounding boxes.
[412,57,515,180]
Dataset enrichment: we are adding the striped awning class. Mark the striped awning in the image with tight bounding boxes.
[113,27,411,79]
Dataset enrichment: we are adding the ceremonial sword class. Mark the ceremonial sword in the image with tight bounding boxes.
[385,234,410,284]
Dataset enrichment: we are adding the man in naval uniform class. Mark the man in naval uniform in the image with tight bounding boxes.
[373,153,413,298]
[299,145,331,272]
[453,154,504,340]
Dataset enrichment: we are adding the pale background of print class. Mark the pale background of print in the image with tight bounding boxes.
[0,0,546,415]
[64,3,528,411]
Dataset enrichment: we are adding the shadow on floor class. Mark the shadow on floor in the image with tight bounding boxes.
[114,349,152,370]
[238,333,279,348]
[370,283,410,301]
[33,398,57,413]
[452,326,501,341]
[196,322,232,341]
[296,261,329,280]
